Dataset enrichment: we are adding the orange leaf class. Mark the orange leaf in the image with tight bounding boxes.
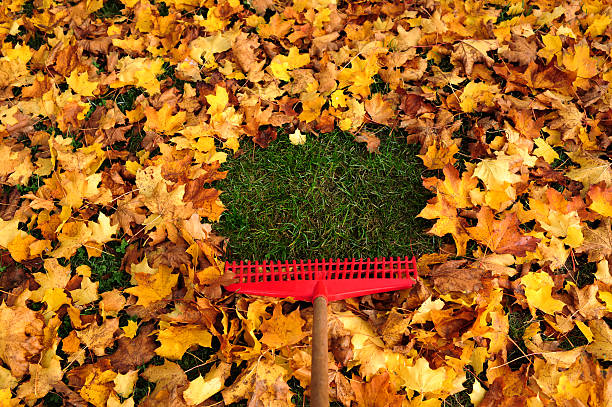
[467,207,540,256]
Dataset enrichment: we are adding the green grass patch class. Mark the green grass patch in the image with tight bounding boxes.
[214,128,438,261]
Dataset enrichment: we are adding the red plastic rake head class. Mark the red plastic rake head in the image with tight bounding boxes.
[224,256,417,407]
[224,256,418,302]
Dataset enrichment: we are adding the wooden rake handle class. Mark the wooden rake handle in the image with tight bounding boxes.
[311,296,329,407]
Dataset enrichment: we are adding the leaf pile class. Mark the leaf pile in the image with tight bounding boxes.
[0,0,611,405]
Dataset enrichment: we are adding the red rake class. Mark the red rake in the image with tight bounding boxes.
[225,256,418,407]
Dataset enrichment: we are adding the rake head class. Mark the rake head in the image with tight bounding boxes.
[225,256,418,302]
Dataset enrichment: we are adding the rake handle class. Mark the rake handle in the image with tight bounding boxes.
[311,295,329,407]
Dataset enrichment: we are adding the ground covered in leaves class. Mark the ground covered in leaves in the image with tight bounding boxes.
[0,0,611,406]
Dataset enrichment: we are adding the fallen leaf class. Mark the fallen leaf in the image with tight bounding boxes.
[183,362,231,405]
[521,272,565,315]
[260,304,307,349]
[354,131,381,153]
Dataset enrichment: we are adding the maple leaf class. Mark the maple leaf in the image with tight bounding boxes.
[354,130,381,153]
[533,137,559,164]
[189,32,234,67]
[538,33,562,63]
[143,104,186,134]
[562,42,598,89]
[520,272,565,316]
[140,360,188,405]
[422,164,478,209]
[222,358,292,406]
[87,213,119,246]
[566,152,612,189]
[587,183,612,217]
[498,35,537,66]
[459,81,499,112]
[77,318,119,356]
[155,324,212,359]
[259,304,307,349]
[50,221,93,259]
[205,85,229,116]
[113,370,138,398]
[183,362,231,405]
[428,260,487,294]
[473,152,523,189]
[467,207,539,256]
[125,263,178,307]
[586,320,612,360]
[0,304,45,378]
[30,258,72,302]
[269,46,310,82]
[66,70,99,97]
[289,128,306,145]
[16,348,63,404]
[365,93,395,125]
[398,357,446,397]
[576,219,612,262]
[110,57,164,95]
[418,140,459,170]
[298,92,326,123]
[106,324,156,373]
[419,196,470,256]
[351,371,404,407]
[451,39,497,77]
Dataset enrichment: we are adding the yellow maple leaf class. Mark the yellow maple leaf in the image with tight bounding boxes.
[537,33,562,63]
[30,258,72,302]
[50,221,92,259]
[567,152,612,189]
[337,54,380,98]
[418,141,459,170]
[459,81,498,113]
[585,14,611,37]
[87,213,118,245]
[206,85,228,116]
[586,319,612,360]
[259,304,307,349]
[66,70,99,97]
[562,42,598,89]
[330,89,348,108]
[144,104,186,134]
[113,370,138,398]
[588,183,612,217]
[6,233,50,262]
[298,92,325,123]
[473,152,522,189]
[155,324,212,359]
[110,56,164,95]
[398,357,446,396]
[183,363,231,405]
[418,196,470,256]
[42,287,70,313]
[533,137,559,164]
[70,276,99,306]
[289,129,306,145]
[189,32,234,67]
[79,367,117,407]
[521,272,565,315]
[269,46,310,81]
[112,36,146,53]
[121,320,138,339]
[221,359,292,405]
[125,263,178,306]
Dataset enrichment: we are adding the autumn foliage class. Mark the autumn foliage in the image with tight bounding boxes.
[0,0,611,405]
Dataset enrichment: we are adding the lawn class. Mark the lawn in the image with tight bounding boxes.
[214,127,438,262]
[1,0,610,406]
